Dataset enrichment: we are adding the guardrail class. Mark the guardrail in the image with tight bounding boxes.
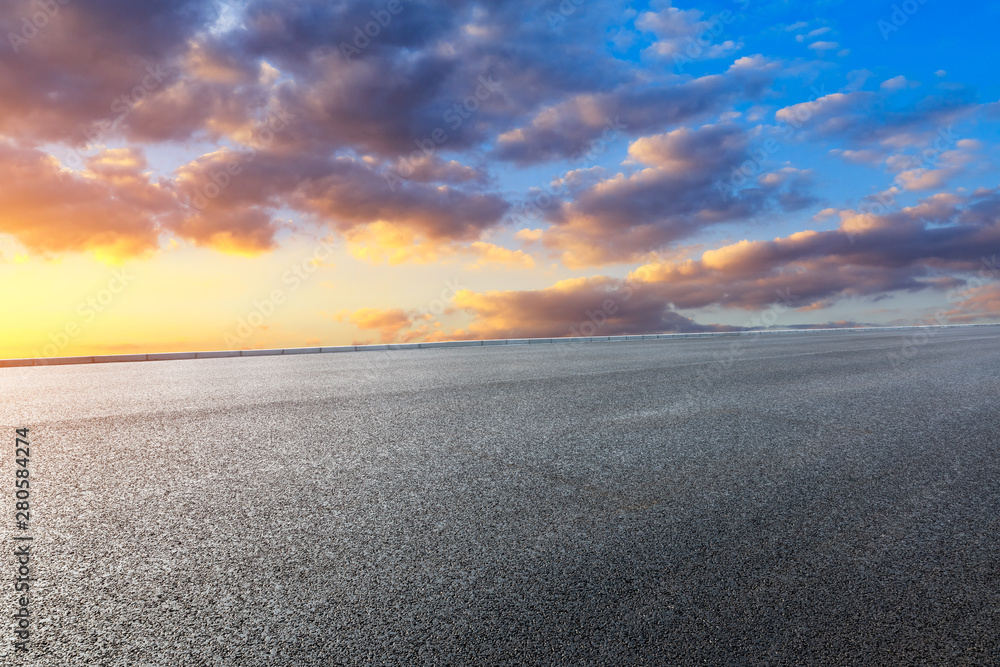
[1,322,997,367]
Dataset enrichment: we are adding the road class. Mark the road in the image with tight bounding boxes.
[1,328,998,665]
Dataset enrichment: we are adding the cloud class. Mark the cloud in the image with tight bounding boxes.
[829,148,884,165]
[343,223,531,268]
[494,56,779,166]
[293,160,508,242]
[2,0,997,305]
[0,144,174,259]
[942,284,1000,323]
[0,0,640,163]
[170,149,509,256]
[636,6,708,39]
[0,0,215,144]
[514,228,544,242]
[466,242,535,269]
[209,0,640,161]
[415,189,1000,341]
[340,307,430,343]
[881,75,919,91]
[536,123,817,266]
[807,41,839,52]
[391,155,486,186]
[637,6,743,62]
[436,276,731,340]
[890,139,980,192]
[775,88,975,148]
[621,190,1000,312]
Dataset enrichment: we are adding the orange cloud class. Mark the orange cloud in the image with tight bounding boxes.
[514,228,544,242]
[344,223,534,268]
[340,307,432,343]
[466,242,535,269]
[432,276,723,340]
[0,144,174,260]
[344,223,445,265]
[943,284,1000,323]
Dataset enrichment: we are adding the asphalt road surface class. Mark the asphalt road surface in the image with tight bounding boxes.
[1,328,998,665]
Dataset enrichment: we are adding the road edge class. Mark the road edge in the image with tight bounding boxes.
[2,323,998,367]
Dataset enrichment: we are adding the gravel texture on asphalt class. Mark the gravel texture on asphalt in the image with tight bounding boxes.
[0,328,998,665]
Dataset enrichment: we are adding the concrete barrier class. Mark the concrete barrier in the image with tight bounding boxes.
[149,352,197,361]
[196,351,241,359]
[94,354,147,363]
[422,340,480,348]
[0,358,34,368]
[3,323,997,367]
[34,356,94,365]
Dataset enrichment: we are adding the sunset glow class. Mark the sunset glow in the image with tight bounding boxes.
[3,0,999,357]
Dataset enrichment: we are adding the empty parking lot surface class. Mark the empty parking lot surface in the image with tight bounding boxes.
[1,328,998,665]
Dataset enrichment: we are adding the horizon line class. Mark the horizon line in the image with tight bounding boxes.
[2,322,998,368]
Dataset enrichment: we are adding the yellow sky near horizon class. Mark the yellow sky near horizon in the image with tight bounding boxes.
[0,235,572,359]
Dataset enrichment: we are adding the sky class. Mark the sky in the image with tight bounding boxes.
[1,0,999,358]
